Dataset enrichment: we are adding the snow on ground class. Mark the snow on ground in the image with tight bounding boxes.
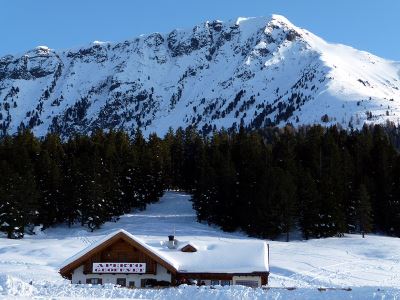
[1,192,400,299]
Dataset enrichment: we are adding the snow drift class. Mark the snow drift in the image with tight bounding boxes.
[0,274,36,297]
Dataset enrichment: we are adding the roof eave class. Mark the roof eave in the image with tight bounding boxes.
[59,231,178,277]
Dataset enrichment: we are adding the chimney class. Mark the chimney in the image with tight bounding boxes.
[167,235,177,249]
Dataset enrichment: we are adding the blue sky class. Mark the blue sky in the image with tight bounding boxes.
[1,0,399,60]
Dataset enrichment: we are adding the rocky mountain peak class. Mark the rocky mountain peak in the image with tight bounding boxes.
[0,15,399,138]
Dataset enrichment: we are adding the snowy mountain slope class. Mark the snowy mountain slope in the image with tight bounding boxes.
[1,192,400,299]
[1,15,400,138]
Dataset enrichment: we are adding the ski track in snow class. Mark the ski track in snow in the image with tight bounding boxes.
[0,191,400,299]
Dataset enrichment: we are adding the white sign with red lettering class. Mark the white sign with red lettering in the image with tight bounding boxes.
[92,262,146,273]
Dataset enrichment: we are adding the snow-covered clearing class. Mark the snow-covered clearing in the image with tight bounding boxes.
[0,192,400,299]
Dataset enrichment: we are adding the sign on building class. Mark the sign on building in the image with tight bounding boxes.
[93,263,146,273]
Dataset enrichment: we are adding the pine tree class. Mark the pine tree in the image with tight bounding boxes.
[0,164,25,238]
[391,154,400,235]
[355,184,372,238]
[147,133,167,201]
[36,149,63,228]
[62,149,81,227]
[297,170,320,239]
[169,128,185,189]
[211,131,237,231]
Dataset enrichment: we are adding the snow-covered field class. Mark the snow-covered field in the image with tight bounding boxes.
[0,192,400,299]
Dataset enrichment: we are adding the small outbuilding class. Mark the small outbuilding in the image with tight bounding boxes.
[59,229,269,288]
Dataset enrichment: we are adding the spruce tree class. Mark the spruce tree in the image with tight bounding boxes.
[297,170,320,239]
[355,184,372,238]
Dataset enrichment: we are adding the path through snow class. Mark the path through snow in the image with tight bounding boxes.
[0,192,400,298]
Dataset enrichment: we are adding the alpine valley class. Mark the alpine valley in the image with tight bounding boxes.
[1,15,400,138]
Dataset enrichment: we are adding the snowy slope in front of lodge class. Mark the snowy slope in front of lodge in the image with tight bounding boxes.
[1,192,400,299]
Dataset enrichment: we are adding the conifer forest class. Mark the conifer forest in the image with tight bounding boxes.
[1,124,400,240]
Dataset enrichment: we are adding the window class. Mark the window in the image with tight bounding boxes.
[141,278,157,287]
[235,280,259,288]
[116,278,126,287]
[86,278,102,285]
[128,281,135,288]
[221,280,231,286]
[211,280,220,286]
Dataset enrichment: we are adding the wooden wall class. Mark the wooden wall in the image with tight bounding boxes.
[176,272,269,285]
[83,238,158,274]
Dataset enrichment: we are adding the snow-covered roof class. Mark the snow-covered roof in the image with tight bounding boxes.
[60,229,269,274]
[159,236,269,273]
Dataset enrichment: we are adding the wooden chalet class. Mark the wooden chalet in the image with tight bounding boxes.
[60,229,269,288]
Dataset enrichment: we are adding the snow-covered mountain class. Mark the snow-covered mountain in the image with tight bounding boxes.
[1,15,400,137]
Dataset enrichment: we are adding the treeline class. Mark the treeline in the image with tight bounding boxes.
[191,125,400,240]
[0,130,166,238]
[1,124,400,240]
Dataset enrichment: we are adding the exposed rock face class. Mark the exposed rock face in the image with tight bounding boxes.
[1,15,400,137]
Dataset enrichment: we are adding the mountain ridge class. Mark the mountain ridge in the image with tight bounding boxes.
[1,14,400,137]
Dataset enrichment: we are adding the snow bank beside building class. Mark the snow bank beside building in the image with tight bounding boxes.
[0,275,36,297]
[1,283,400,300]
